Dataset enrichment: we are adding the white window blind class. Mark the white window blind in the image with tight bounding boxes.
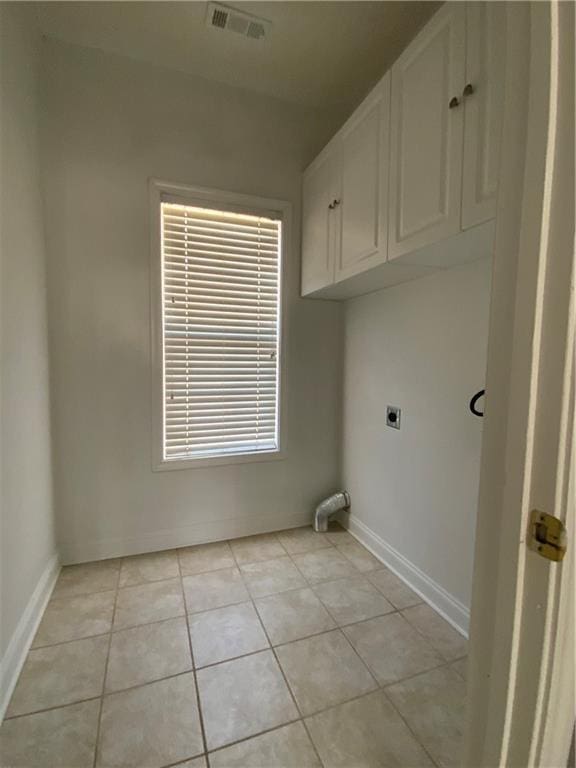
[160,201,281,461]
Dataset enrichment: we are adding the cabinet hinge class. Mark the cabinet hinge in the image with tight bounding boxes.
[529,510,567,562]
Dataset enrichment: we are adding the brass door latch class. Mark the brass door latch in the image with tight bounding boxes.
[529,510,567,562]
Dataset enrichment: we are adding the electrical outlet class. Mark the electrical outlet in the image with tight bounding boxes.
[386,406,401,429]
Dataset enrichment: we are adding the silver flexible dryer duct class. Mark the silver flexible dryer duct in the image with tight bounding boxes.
[314,491,351,532]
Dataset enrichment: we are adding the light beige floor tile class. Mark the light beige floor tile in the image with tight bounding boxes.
[291,548,358,584]
[275,629,377,716]
[179,541,235,576]
[255,587,336,645]
[52,559,120,599]
[97,673,203,767]
[0,699,100,768]
[230,533,286,565]
[105,617,192,692]
[210,722,321,768]
[402,604,468,661]
[343,613,443,685]
[305,690,433,767]
[325,523,355,546]
[367,568,422,609]
[240,556,306,598]
[450,657,468,681]
[7,635,108,717]
[276,526,331,554]
[337,542,382,572]
[33,591,115,647]
[386,666,466,767]
[189,602,269,667]
[114,578,184,631]
[196,650,298,750]
[183,567,249,613]
[119,550,179,587]
[313,576,394,625]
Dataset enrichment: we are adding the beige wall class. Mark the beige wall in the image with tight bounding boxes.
[342,257,492,613]
[41,40,343,564]
[0,5,57,660]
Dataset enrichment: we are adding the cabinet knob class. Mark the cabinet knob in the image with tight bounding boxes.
[463,83,475,97]
[449,96,460,109]
[328,199,341,210]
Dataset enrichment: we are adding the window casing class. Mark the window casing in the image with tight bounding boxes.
[151,182,287,470]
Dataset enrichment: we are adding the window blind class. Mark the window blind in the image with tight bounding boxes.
[160,201,281,460]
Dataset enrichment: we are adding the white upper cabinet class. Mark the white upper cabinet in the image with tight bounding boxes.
[301,2,505,300]
[301,143,341,295]
[388,4,466,260]
[461,2,506,229]
[336,75,390,281]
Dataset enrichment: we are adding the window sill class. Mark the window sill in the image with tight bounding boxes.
[152,448,286,472]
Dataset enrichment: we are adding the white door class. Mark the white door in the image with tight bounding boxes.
[301,144,340,295]
[388,4,465,260]
[461,2,507,230]
[465,3,575,766]
[336,75,390,281]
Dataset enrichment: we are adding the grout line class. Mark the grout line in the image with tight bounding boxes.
[206,715,304,759]
[399,607,466,662]
[299,717,325,767]
[28,630,113,652]
[380,685,442,768]
[161,756,206,768]
[104,669,195,700]
[3,695,103,722]
[381,658,465,690]
[177,549,211,768]
[43,586,118,607]
[50,584,121,600]
[92,564,120,768]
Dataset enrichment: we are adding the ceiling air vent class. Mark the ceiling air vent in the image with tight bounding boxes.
[206,3,271,41]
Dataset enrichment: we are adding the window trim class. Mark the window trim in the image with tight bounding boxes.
[149,179,290,471]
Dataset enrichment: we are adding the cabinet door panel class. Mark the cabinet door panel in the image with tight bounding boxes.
[336,75,390,281]
[388,4,465,260]
[337,105,379,278]
[461,2,506,229]
[301,147,340,295]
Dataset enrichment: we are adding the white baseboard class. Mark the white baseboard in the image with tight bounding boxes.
[0,553,60,721]
[61,511,314,565]
[347,515,469,637]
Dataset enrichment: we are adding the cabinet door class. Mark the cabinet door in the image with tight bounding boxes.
[388,4,466,260]
[301,146,340,295]
[336,76,390,281]
[461,2,506,229]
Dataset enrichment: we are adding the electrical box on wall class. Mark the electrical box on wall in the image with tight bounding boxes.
[386,406,401,429]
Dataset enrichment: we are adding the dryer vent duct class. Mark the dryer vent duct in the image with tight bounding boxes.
[314,491,351,533]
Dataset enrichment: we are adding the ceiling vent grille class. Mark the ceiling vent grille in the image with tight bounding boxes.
[206,3,271,41]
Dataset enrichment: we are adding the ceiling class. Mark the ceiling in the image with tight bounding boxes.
[34,1,439,113]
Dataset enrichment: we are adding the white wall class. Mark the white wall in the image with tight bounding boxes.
[41,40,343,564]
[0,4,57,685]
[342,258,492,619]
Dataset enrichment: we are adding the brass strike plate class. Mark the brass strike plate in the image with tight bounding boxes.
[529,510,567,562]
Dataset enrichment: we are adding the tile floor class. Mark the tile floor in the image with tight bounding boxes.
[0,526,467,768]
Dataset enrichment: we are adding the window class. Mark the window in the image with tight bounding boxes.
[151,182,286,468]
